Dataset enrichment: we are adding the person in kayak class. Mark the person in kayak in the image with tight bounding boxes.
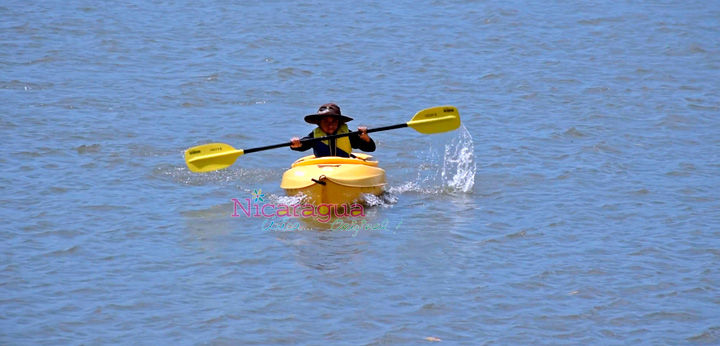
[290,103,376,157]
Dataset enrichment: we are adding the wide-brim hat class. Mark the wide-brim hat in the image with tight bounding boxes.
[304,103,353,125]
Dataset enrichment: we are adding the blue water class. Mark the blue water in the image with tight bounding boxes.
[2,1,719,344]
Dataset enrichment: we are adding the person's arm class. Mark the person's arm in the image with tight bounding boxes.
[290,132,314,151]
[350,126,376,152]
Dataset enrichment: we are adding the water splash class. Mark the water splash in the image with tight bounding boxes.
[441,125,476,193]
[395,125,476,195]
[271,194,305,205]
[388,181,426,194]
[361,192,398,207]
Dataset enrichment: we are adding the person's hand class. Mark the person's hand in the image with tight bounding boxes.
[357,126,370,142]
[290,137,301,148]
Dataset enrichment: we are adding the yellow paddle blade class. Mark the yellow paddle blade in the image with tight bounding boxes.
[407,106,461,134]
[184,142,244,173]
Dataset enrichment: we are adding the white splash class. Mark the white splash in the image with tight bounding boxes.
[361,192,398,206]
[397,124,476,195]
[272,193,306,205]
[440,125,476,193]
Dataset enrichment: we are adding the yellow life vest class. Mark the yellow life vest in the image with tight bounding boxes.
[313,124,352,156]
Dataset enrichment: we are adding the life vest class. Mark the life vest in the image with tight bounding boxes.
[313,124,352,157]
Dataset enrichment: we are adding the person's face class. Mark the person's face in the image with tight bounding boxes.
[319,116,339,134]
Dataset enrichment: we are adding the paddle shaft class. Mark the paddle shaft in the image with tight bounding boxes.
[242,123,408,154]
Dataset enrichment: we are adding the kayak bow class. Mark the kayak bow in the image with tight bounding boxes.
[280,154,386,205]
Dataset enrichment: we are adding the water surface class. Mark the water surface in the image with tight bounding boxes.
[2,0,719,344]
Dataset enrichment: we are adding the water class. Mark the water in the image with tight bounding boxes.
[2,0,719,344]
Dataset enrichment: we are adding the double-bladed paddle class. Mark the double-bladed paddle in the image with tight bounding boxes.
[184,105,460,173]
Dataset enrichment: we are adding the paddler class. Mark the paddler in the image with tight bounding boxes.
[290,103,376,157]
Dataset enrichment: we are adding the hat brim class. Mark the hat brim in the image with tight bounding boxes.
[304,113,354,125]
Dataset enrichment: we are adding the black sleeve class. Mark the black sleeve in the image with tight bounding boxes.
[291,131,315,152]
[350,133,376,152]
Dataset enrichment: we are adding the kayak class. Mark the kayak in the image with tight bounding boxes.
[280,154,386,205]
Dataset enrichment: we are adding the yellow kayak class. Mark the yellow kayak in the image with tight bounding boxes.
[280,154,386,205]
